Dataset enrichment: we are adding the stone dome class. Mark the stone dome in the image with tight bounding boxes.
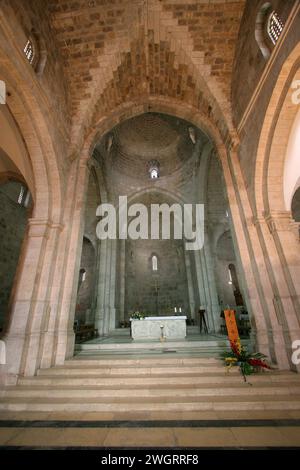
[103,113,203,178]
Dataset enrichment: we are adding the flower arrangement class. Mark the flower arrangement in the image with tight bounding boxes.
[131,311,145,320]
[221,339,272,382]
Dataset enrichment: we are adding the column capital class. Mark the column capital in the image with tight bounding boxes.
[27,219,64,237]
[264,210,294,233]
[252,211,294,233]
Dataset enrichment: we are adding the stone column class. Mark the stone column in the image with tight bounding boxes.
[118,239,126,325]
[202,230,220,333]
[199,248,214,331]
[257,211,300,371]
[221,148,289,367]
[103,240,112,336]
[53,158,90,365]
[95,238,109,336]
[108,238,117,332]
[32,222,64,371]
[193,249,207,325]
[184,250,196,320]
[3,218,54,380]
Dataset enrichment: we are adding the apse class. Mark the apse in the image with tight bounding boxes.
[76,112,248,338]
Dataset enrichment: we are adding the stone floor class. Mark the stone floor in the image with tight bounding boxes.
[1,410,300,448]
[1,338,299,449]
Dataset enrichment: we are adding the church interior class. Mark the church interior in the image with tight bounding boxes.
[0,0,300,450]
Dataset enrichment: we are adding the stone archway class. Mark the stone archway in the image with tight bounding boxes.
[253,44,300,370]
[0,68,65,379]
[59,98,268,361]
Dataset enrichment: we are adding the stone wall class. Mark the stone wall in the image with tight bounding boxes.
[124,238,189,320]
[0,182,28,330]
[232,0,294,124]
[232,0,299,203]
[6,0,70,134]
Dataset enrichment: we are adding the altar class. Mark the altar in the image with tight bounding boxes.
[130,316,187,341]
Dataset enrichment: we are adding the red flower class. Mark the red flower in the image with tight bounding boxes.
[248,358,271,369]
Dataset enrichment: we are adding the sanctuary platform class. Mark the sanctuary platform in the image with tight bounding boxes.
[74,327,251,358]
[130,315,187,340]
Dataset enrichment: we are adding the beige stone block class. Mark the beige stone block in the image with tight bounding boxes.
[103,428,176,447]
[174,427,238,447]
[0,428,23,445]
[231,427,289,447]
[6,428,65,447]
[60,428,109,446]
[278,427,300,446]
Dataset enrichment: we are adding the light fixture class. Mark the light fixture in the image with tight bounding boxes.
[148,159,160,179]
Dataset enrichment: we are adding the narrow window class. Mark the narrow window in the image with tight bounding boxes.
[18,185,25,205]
[152,255,158,271]
[79,268,86,282]
[24,39,35,65]
[150,168,158,179]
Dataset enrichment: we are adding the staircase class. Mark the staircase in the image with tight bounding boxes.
[1,356,300,414]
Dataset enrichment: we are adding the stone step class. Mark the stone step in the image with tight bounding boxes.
[108,328,130,336]
[66,357,224,367]
[74,349,228,358]
[1,395,300,412]
[36,365,230,376]
[3,384,300,399]
[17,372,300,387]
[75,339,234,352]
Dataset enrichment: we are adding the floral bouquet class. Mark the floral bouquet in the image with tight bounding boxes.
[131,311,145,320]
[221,339,272,382]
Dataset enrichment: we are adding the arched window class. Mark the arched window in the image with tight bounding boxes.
[150,168,158,179]
[148,160,160,179]
[23,31,47,76]
[255,4,284,60]
[79,268,86,283]
[24,38,35,65]
[267,11,284,45]
[17,185,25,205]
[152,255,158,271]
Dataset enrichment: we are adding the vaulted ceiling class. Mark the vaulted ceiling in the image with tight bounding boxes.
[48,0,246,149]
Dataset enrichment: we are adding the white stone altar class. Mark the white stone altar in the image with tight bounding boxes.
[130,316,187,340]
